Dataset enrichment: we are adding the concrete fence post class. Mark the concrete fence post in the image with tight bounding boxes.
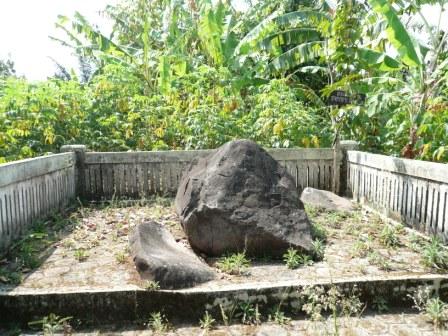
[339,140,359,197]
[60,145,87,199]
[332,140,341,195]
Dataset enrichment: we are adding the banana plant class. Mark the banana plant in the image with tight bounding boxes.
[349,0,448,159]
[52,12,141,79]
[52,0,171,92]
[197,0,237,66]
[236,0,403,145]
[157,0,238,93]
[236,0,401,77]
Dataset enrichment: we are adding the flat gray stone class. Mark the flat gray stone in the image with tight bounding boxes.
[129,221,215,289]
[300,187,354,212]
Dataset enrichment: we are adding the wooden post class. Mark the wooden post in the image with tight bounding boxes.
[339,140,359,196]
[60,145,87,199]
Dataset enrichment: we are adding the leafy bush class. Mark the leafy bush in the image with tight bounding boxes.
[248,79,331,148]
[1,0,448,165]
[0,68,332,163]
[0,77,90,162]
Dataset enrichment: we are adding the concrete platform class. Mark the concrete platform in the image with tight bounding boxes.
[1,274,447,325]
[1,201,447,326]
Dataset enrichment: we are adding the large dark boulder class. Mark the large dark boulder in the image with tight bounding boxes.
[129,221,215,289]
[175,139,313,257]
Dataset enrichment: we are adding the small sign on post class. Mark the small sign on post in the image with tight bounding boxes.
[328,90,365,107]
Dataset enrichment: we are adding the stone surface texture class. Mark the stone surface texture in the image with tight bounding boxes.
[130,220,214,289]
[175,139,312,257]
[300,187,355,212]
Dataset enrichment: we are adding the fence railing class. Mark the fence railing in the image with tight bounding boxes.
[347,151,448,241]
[0,153,76,251]
[2,143,448,252]
[81,148,336,200]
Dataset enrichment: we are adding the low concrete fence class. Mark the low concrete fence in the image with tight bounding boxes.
[0,153,76,251]
[0,146,338,252]
[80,148,336,200]
[348,151,448,241]
[1,143,448,251]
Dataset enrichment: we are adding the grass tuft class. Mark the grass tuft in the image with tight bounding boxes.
[216,252,250,275]
[283,248,313,269]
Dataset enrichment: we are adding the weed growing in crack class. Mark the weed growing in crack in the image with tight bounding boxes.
[218,300,263,326]
[323,211,349,229]
[372,296,389,313]
[219,302,238,326]
[268,304,291,325]
[237,302,261,325]
[311,239,326,261]
[379,224,401,248]
[283,248,313,269]
[311,222,327,242]
[73,248,89,262]
[147,312,169,333]
[298,284,364,334]
[299,286,327,321]
[28,313,72,335]
[409,285,432,310]
[425,298,447,328]
[304,205,320,219]
[0,209,79,285]
[370,214,386,231]
[86,235,101,248]
[350,235,374,258]
[216,252,250,275]
[408,232,425,252]
[199,311,216,331]
[143,280,160,291]
[421,236,448,271]
[409,286,448,329]
[343,222,358,236]
[18,223,53,270]
[367,251,392,271]
[61,238,76,250]
[115,251,127,264]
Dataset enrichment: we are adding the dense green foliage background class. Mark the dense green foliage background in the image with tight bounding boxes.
[0,0,447,163]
